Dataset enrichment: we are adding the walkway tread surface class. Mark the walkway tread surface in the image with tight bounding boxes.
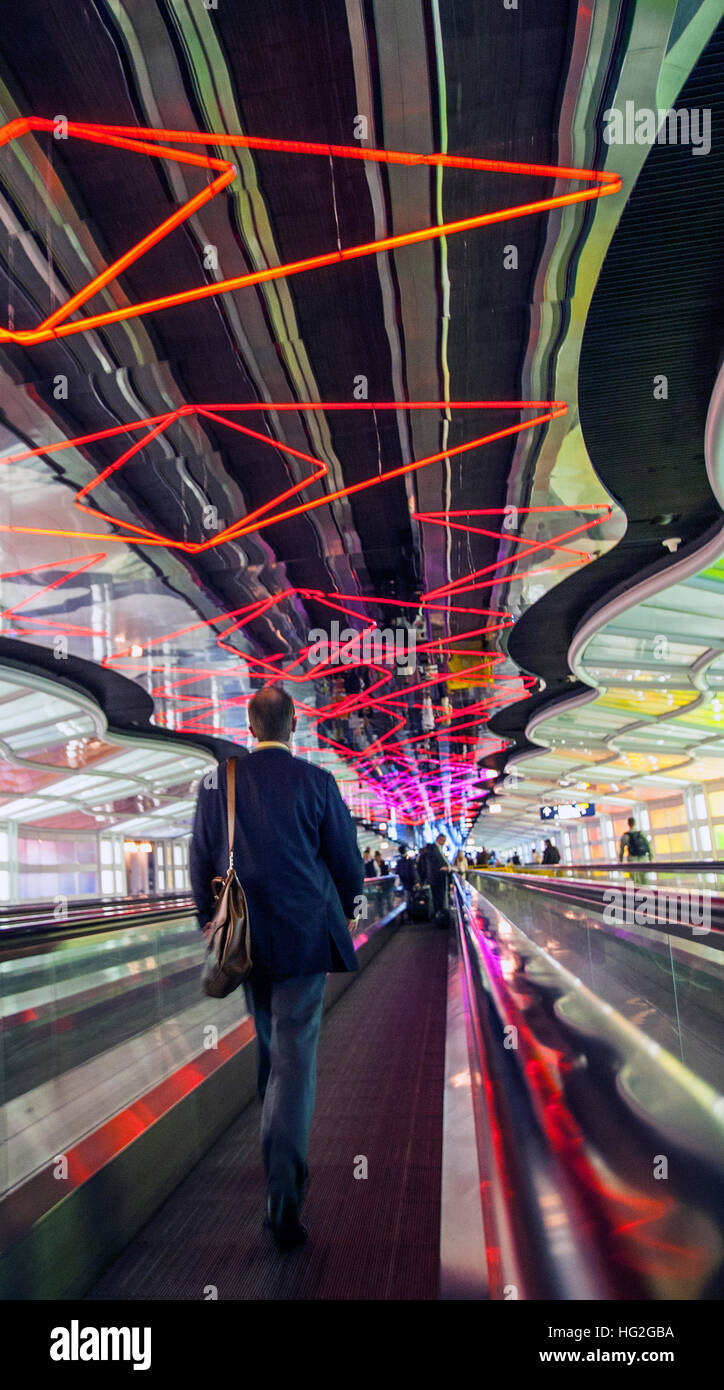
[88,922,448,1301]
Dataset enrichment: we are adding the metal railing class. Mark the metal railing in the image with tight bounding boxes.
[0,891,195,946]
[474,858,724,883]
[466,867,724,941]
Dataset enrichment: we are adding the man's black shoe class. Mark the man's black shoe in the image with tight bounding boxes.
[264,1196,307,1252]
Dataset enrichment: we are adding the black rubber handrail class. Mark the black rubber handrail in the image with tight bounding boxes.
[0,880,401,949]
[0,890,192,921]
[0,893,195,943]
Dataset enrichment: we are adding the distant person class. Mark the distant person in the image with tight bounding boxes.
[420,833,451,925]
[476,847,490,867]
[395,845,418,893]
[618,817,652,863]
[374,850,389,876]
[453,848,468,876]
[362,847,378,878]
[190,686,363,1252]
[395,844,418,920]
[619,817,652,884]
[511,852,521,867]
[542,839,560,865]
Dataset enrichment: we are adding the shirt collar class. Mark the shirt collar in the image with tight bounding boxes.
[252,741,292,752]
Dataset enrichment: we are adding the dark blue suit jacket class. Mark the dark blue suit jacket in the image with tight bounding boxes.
[189,747,364,979]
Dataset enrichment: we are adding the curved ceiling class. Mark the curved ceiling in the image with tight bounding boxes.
[0,1,720,839]
[0,659,212,836]
[485,9,724,842]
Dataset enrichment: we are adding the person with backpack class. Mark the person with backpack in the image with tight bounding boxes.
[619,817,652,884]
[542,839,560,866]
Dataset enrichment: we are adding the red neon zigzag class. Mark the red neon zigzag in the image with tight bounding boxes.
[0,553,110,640]
[309,726,490,822]
[416,505,612,599]
[0,564,517,822]
[144,651,519,823]
[0,118,621,346]
[101,507,578,795]
[227,580,540,811]
[1,401,567,550]
[357,505,611,813]
[7,510,600,813]
[327,676,532,777]
[0,507,595,812]
[104,584,515,818]
[105,584,512,675]
[107,590,514,731]
[294,506,609,727]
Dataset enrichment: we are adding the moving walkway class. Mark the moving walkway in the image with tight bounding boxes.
[1,866,722,1300]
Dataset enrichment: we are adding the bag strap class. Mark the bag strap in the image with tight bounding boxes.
[226,757,237,869]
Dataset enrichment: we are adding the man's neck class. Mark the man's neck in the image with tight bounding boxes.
[253,740,292,752]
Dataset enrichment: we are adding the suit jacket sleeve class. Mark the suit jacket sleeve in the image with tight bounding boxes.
[319,772,364,919]
[189,779,216,927]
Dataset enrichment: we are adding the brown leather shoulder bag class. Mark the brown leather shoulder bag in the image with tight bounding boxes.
[201,757,252,997]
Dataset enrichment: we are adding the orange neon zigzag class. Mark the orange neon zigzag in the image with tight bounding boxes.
[99,507,584,713]
[0,118,621,346]
[0,550,549,819]
[0,506,588,815]
[1,401,567,550]
[104,586,513,705]
[103,583,522,820]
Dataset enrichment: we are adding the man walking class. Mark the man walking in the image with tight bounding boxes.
[190,685,363,1251]
[618,816,652,886]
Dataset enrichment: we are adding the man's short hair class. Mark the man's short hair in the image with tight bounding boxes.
[627,816,635,828]
[248,685,295,742]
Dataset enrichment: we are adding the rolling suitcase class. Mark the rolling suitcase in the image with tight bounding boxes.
[409,885,433,922]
